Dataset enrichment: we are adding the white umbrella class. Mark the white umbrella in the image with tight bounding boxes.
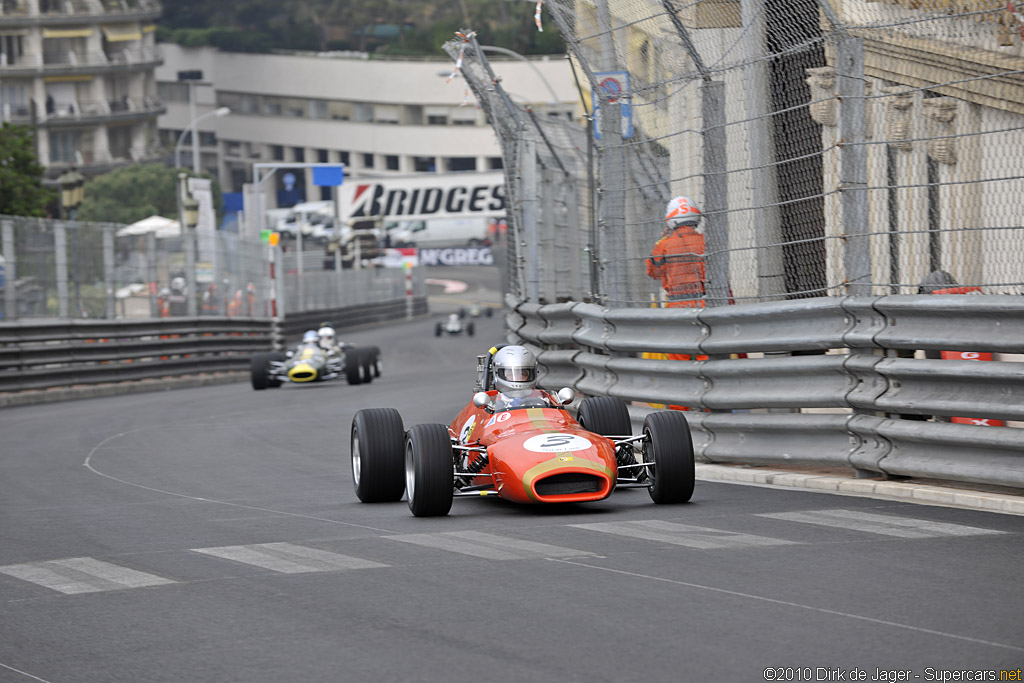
[116,215,181,239]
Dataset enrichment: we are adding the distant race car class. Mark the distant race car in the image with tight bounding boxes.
[251,336,381,390]
[349,347,694,516]
[435,312,474,337]
[460,301,494,319]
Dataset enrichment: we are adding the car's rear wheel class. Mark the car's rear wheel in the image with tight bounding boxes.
[466,321,475,337]
[405,423,454,517]
[250,352,271,390]
[576,396,631,437]
[351,408,406,503]
[344,349,362,385]
[643,411,695,504]
[434,322,443,337]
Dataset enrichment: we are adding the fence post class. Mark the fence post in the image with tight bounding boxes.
[1,219,16,321]
[837,35,871,296]
[103,225,115,319]
[521,135,540,303]
[541,164,557,303]
[184,227,197,317]
[702,80,730,307]
[54,222,69,318]
[146,231,158,318]
[273,244,285,319]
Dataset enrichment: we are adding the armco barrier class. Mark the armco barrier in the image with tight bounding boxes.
[0,296,426,396]
[513,295,1024,490]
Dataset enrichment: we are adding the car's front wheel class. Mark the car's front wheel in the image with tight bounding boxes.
[405,423,454,517]
[643,411,695,504]
[351,408,406,503]
[344,349,362,385]
[250,352,271,390]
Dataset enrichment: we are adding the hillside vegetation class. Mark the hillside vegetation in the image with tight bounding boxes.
[158,0,565,56]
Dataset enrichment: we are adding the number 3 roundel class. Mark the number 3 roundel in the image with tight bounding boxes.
[523,434,593,453]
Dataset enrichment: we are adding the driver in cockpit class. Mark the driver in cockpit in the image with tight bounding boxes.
[492,345,550,410]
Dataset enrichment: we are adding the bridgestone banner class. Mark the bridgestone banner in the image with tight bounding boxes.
[339,172,506,223]
[418,247,494,267]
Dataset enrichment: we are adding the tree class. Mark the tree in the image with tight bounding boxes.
[75,164,222,226]
[0,123,57,217]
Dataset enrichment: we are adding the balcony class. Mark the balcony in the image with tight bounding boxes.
[0,0,159,24]
[40,95,165,126]
[0,46,160,76]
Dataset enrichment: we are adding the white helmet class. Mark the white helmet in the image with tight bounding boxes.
[171,276,186,291]
[665,196,702,229]
[492,345,538,397]
[317,326,336,347]
[302,330,319,344]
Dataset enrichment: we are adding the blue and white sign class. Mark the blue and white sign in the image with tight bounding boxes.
[312,165,344,187]
[591,71,634,140]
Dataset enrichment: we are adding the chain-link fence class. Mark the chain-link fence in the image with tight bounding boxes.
[0,215,425,321]
[450,0,1024,307]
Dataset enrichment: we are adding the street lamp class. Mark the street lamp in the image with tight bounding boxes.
[174,106,231,174]
[56,167,86,220]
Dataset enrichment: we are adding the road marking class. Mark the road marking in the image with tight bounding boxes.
[756,509,1007,538]
[386,531,593,560]
[0,558,175,595]
[190,543,387,574]
[570,520,798,549]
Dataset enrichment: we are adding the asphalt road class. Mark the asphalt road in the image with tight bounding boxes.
[1,304,1022,682]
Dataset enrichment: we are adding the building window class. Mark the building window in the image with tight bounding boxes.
[385,155,399,171]
[489,157,503,170]
[427,115,448,126]
[413,157,435,172]
[310,100,328,119]
[447,157,477,172]
[293,147,305,162]
[49,130,81,163]
[340,151,350,165]
[109,125,132,160]
[263,97,282,116]
[317,148,329,163]
[199,131,217,147]
[362,153,374,168]
[1,35,25,66]
[271,145,284,161]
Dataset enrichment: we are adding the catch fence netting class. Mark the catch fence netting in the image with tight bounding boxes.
[449,0,1024,307]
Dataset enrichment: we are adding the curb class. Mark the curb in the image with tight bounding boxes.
[695,464,1024,516]
[0,372,248,409]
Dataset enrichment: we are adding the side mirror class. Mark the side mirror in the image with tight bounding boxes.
[556,387,575,406]
[472,391,495,412]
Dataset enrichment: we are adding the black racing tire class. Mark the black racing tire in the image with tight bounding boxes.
[643,411,695,504]
[344,349,363,385]
[576,396,631,437]
[366,346,382,377]
[466,321,475,337]
[250,352,271,390]
[485,307,493,318]
[458,307,467,319]
[351,408,406,503]
[360,348,374,384]
[434,322,443,337]
[267,352,285,388]
[405,423,455,517]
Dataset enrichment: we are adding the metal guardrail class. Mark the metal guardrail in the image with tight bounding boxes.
[0,317,271,392]
[509,294,1024,489]
[0,296,426,394]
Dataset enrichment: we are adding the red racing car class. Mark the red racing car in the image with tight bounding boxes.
[350,348,695,517]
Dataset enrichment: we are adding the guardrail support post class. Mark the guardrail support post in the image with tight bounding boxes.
[103,225,115,319]
[146,232,158,318]
[2,219,16,321]
[54,222,69,318]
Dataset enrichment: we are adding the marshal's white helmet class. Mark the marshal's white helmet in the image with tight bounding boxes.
[492,345,538,398]
[317,326,336,347]
[665,196,702,229]
[302,330,319,344]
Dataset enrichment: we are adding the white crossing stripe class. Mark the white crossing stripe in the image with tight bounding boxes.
[0,557,175,594]
[386,531,593,560]
[757,509,1007,539]
[570,520,799,550]
[191,543,387,574]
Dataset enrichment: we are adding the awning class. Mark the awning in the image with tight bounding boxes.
[42,28,94,39]
[141,24,157,33]
[102,26,142,42]
[0,29,29,36]
[43,74,93,83]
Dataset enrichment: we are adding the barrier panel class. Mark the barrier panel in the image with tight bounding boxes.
[513,294,1024,490]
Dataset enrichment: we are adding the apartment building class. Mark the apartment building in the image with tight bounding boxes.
[0,0,165,178]
[156,43,580,205]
